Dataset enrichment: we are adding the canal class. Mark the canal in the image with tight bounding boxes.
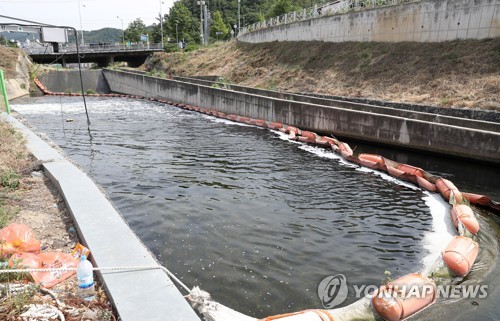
[12,96,500,320]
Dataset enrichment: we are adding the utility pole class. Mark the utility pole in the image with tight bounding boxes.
[197,0,205,44]
[117,16,124,44]
[203,4,209,43]
[238,0,241,35]
[160,0,164,49]
[176,23,179,44]
[77,0,85,44]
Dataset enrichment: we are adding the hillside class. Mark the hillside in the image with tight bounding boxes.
[0,45,21,78]
[144,39,500,110]
[69,28,122,44]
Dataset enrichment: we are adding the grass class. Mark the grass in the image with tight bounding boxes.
[0,258,32,283]
[0,170,19,190]
[144,39,500,110]
[1,284,38,315]
[0,46,20,79]
[0,120,35,230]
[0,201,17,229]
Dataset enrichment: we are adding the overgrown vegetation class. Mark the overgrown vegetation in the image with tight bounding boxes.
[0,45,20,79]
[2,285,38,316]
[144,39,500,110]
[0,120,37,230]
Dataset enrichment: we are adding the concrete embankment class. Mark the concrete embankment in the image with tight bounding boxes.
[1,113,200,321]
[103,69,500,165]
[38,70,110,94]
[173,75,500,124]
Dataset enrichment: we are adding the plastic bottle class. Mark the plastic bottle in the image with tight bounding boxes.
[77,255,95,301]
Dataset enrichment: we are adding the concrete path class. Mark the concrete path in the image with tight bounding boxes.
[2,113,200,321]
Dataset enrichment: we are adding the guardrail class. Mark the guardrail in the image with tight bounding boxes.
[239,0,420,36]
[25,43,163,55]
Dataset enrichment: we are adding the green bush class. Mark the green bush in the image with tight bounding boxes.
[0,170,19,190]
[86,89,96,95]
[164,43,180,53]
[146,70,166,78]
[184,43,201,52]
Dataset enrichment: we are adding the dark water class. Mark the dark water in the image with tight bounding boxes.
[12,96,500,320]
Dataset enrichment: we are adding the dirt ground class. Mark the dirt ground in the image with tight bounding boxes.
[0,118,115,320]
[144,39,500,111]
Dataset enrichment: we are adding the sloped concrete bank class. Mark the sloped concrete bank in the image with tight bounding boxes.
[172,75,500,123]
[1,113,200,321]
[4,54,31,100]
[103,69,500,165]
[171,75,500,130]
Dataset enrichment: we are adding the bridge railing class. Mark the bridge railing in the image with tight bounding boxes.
[239,0,420,36]
[25,43,163,55]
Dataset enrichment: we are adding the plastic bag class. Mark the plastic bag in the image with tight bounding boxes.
[9,252,42,269]
[0,223,41,257]
[31,252,77,288]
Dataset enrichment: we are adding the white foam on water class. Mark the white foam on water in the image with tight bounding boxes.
[13,101,87,115]
[272,131,455,272]
[421,192,456,272]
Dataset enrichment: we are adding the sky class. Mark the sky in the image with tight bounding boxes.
[0,0,174,31]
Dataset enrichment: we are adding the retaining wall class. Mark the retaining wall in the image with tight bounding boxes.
[103,69,500,164]
[172,75,500,128]
[38,70,110,94]
[238,0,500,43]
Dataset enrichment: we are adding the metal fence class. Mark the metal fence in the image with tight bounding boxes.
[239,0,420,36]
[24,43,163,55]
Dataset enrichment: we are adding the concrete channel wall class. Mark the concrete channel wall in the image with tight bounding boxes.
[38,70,110,94]
[172,75,500,129]
[0,113,200,321]
[103,69,500,164]
[238,0,500,43]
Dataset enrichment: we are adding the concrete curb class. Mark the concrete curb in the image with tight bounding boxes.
[1,112,200,321]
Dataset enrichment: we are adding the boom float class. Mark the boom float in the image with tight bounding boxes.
[33,78,499,321]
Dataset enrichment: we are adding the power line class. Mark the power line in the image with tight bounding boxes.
[0,14,91,129]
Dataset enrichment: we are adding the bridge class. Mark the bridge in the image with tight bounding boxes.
[26,43,163,67]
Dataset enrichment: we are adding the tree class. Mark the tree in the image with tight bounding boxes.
[267,0,299,19]
[210,11,230,40]
[165,1,200,44]
[125,18,147,43]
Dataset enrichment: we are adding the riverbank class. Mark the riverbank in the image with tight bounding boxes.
[144,39,500,111]
[0,117,115,320]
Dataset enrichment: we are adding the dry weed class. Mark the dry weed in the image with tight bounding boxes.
[145,39,500,110]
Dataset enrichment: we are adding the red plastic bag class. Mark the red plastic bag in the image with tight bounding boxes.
[31,252,77,288]
[0,223,41,257]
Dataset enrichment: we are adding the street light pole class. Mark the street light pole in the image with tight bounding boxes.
[238,0,241,35]
[77,0,85,44]
[176,23,179,44]
[117,16,124,44]
[160,0,164,49]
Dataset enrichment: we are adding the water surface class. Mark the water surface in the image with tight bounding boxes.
[12,96,499,319]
